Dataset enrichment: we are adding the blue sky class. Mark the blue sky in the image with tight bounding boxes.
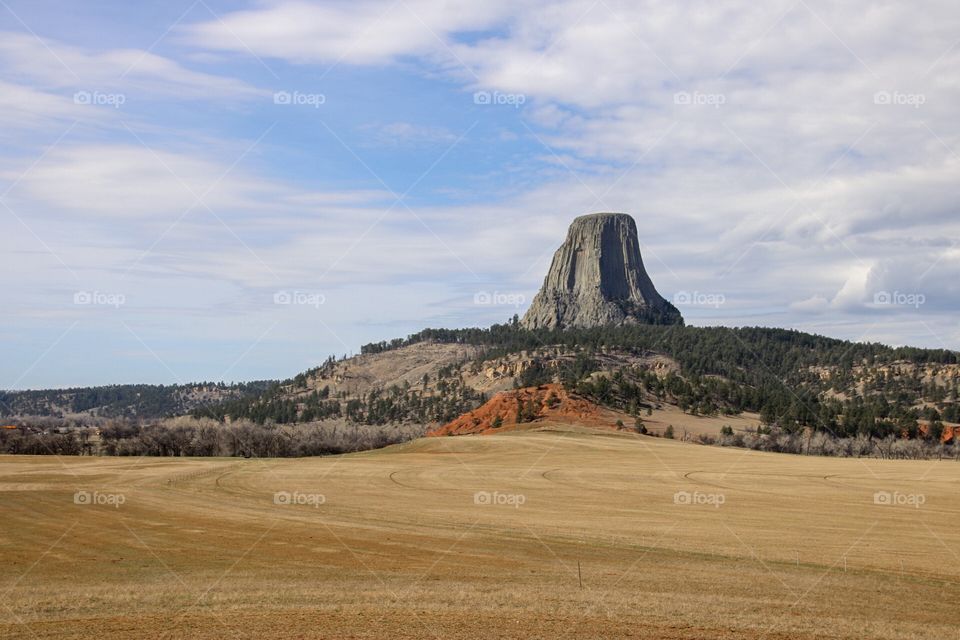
[2,0,959,388]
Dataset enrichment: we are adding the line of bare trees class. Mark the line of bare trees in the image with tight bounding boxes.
[0,417,426,458]
[707,427,960,460]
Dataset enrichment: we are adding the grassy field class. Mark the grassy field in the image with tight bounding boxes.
[1,426,958,639]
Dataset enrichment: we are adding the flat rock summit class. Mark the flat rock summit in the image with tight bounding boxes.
[521,213,682,330]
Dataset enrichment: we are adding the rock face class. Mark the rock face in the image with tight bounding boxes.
[521,213,682,330]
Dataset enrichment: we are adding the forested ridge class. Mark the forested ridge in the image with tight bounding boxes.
[0,381,275,419]
[202,320,959,440]
[4,320,958,457]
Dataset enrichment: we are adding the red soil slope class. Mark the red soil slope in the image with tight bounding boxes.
[427,384,628,436]
[918,421,960,443]
[937,424,959,443]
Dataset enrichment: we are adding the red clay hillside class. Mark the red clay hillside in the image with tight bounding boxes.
[427,383,629,436]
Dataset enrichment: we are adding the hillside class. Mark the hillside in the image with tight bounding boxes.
[426,383,765,439]
[0,381,273,421]
[426,383,620,436]
[199,338,686,427]
[202,322,960,442]
[5,322,959,457]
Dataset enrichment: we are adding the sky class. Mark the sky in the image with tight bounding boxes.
[1,0,959,389]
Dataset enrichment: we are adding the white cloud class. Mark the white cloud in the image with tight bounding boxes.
[182,0,515,65]
[0,30,261,102]
[9,144,276,218]
[0,80,90,130]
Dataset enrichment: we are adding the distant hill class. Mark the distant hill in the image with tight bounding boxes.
[5,321,957,458]
[201,321,959,442]
[0,381,275,421]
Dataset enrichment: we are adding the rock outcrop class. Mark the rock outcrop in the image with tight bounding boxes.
[521,213,682,330]
[426,384,615,436]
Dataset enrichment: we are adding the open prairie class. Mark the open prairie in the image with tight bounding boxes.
[2,428,958,639]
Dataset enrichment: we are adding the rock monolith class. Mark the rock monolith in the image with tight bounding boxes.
[521,213,682,330]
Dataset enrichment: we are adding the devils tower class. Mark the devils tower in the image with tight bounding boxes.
[521,213,682,330]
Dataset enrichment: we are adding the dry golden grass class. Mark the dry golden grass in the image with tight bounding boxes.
[1,427,958,639]
[642,405,763,437]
